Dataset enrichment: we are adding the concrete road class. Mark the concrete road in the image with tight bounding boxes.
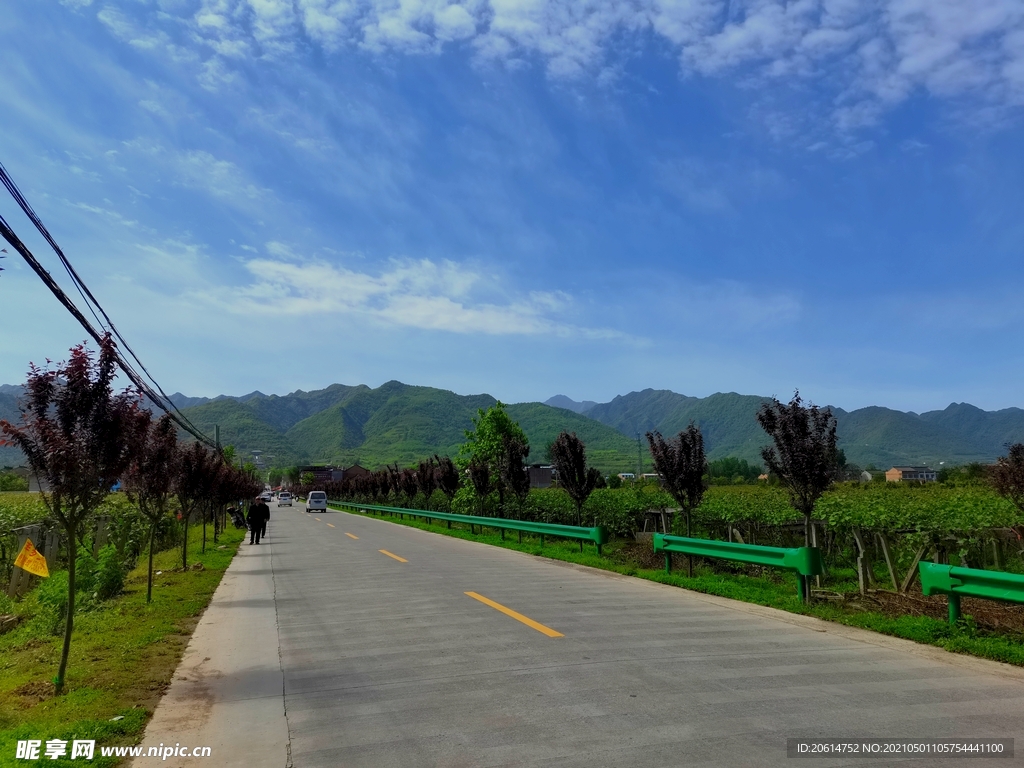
[139,507,1024,767]
[273,509,1024,767]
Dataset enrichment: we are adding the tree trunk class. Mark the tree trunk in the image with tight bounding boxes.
[147,522,156,604]
[181,513,189,571]
[202,504,207,554]
[55,523,76,693]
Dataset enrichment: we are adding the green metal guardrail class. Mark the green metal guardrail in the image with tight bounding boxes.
[919,561,1024,624]
[653,533,824,601]
[330,501,610,554]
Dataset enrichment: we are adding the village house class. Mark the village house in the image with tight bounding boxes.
[885,466,938,483]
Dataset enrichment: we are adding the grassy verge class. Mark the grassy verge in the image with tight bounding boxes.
[332,504,1024,667]
[0,524,244,766]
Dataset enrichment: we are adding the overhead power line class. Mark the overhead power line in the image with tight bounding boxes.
[0,162,217,448]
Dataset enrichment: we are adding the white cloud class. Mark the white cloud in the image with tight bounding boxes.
[94,0,1021,135]
[197,254,626,338]
[69,200,140,229]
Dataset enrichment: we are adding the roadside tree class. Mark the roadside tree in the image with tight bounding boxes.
[756,391,840,548]
[399,468,419,507]
[501,435,531,519]
[550,431,601,528]
[992,444,1024,521]
[124,412,180,603]
[0,335,139,692]
[647,425,707,539]
[435,455,460,511]
[461,402,528,509]
[175,441,216,571]
[416,458,438,507]
[468,458,491,516]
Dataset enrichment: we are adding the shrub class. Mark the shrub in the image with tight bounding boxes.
[35,571,70,636]
[95,544,126,600]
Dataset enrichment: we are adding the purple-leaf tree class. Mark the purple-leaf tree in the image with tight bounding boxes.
[435,455,461,511]
[500,434,531,520]
[757,391,840,547]
[123,412,180,604]
[0,335,140,692]
[646,424,707,540]
[550,431,601,528]
[175,441,216,571]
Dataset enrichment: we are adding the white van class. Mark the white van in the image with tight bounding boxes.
[306,491,328,513]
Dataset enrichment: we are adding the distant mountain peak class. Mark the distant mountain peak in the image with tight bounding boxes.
[544,395,597,414]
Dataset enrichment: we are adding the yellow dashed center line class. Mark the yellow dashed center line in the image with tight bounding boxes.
[345,533,358,539]
[464,592,564,638]
[379,549,408,563]
[326,523,335,528]
[314,517,321,521]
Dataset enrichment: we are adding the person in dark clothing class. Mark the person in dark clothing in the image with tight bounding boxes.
[260,502,270,540]
[248,498,270,544]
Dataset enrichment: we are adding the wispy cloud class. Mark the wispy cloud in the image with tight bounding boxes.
[90,0,1024,135]
[197,253,628,339]
[117,139,273,210]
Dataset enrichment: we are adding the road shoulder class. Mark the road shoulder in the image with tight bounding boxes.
[130,539,288,767]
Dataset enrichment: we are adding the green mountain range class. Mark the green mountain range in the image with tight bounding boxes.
[174,381,640,472]
[550,390,1024,469]
[4,379,1024,474]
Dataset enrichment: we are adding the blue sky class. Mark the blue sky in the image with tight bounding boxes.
[2,0,1023,413]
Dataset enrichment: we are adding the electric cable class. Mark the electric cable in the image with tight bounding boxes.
[0,161,203,438]
[0,205,217,448]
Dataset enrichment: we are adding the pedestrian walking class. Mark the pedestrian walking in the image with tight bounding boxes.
[248,497,270,544]
[261,502,270,540]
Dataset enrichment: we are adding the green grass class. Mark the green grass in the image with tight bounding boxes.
[0,524,244,767]
[332,503,1024,667]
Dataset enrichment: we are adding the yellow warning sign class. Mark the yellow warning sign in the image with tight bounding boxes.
[14,539,49,578]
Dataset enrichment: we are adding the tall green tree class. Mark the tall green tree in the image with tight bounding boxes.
[0,336,139,692]
[550,431,601,527]
[461,402,528,509]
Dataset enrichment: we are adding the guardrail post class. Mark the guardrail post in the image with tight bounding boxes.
[797,575,806,603]
[948,592,962,624]
[540,534,544,547]
[665,553,672,574]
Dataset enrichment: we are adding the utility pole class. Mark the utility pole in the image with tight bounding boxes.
[636,430,642,477]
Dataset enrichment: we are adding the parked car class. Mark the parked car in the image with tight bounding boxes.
[306,491,328,513]
[278,492,292,506]
[260,491,273,502]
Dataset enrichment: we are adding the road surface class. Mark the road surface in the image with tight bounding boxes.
[139,507,1024,767]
